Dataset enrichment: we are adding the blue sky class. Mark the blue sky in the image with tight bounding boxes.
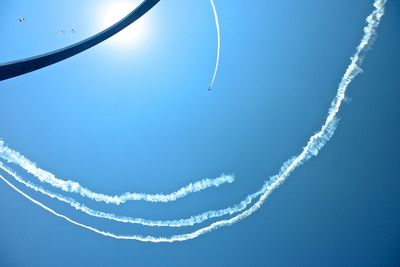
[0,0,399,266]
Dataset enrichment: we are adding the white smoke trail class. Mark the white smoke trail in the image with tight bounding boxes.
[0,141,234,204]
[0,161,261,227]
[209,0,220,90]
[160,0,387,242]
[0,0,224,202]
[0,0,386,242]
[0,173,162,242]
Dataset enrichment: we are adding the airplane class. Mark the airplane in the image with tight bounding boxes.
[18,18,25,23]
[1,0,160,82]
[71,29,76,33]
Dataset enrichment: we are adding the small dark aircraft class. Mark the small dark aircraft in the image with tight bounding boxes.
[1,0,160,81]
[18,18,25,23]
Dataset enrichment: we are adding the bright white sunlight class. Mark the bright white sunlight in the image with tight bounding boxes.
[97,0,150,48]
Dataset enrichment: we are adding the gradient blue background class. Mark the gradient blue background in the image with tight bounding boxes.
[0,0,399,266]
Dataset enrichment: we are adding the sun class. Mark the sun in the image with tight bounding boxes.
[97,0,150,48]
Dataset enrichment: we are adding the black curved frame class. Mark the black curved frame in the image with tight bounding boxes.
[0,0,160,81]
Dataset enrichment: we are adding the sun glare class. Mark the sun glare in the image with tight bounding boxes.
[97,1,149,48]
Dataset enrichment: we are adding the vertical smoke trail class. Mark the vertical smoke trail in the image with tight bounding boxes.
[0,0,386,242]
[0,0,224,203]
[209,0,221,90]
[168,0,387,242]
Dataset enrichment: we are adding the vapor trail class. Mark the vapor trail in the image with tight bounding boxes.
[0,0,223,203]
[164,0,387,242]
[0,161,260,227]
[0,0,386,242]
[0,141,233,204]
[0,173,163,242]
[209,0,221,90]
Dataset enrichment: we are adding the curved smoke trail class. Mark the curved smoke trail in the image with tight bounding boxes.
[0,0,223,204]
[0,141,234,204]
[0,162,259,227]
[0,0,386,242]
[209,0,221,90]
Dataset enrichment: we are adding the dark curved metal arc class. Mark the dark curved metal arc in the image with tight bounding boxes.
[0,0,160,81]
